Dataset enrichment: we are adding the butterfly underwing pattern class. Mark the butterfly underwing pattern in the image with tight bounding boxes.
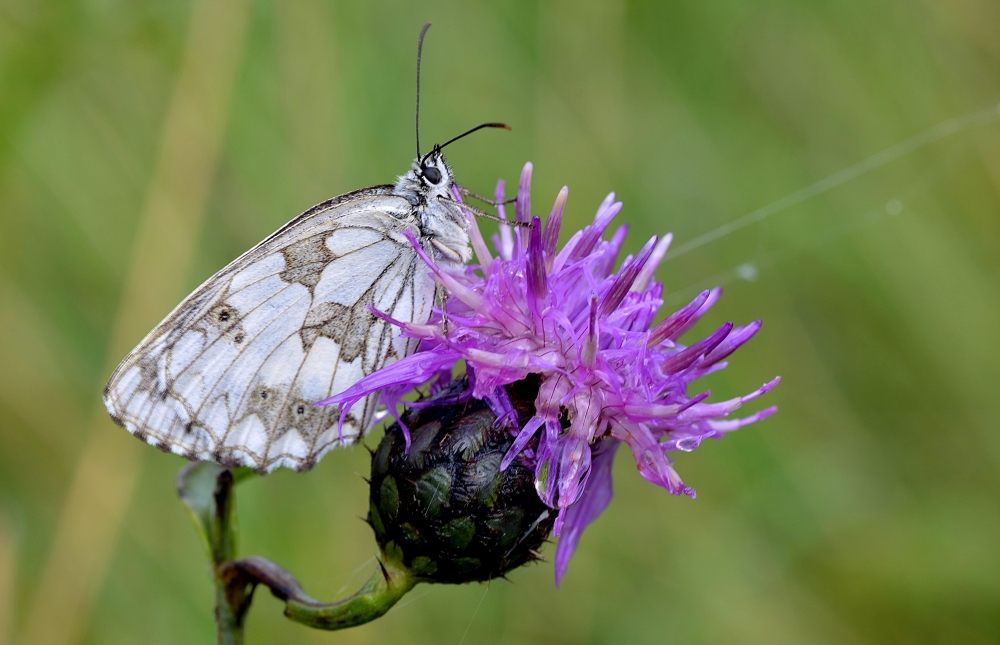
[103,151,473,472]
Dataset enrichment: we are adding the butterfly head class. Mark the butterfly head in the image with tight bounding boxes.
[416,146,455,196]
[394,147,456,206]
[394,149,472,267]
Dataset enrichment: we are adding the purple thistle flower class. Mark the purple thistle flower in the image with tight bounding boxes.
[320,163,779,586]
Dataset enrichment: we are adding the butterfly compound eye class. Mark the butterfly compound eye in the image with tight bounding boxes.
[422,165,442,185]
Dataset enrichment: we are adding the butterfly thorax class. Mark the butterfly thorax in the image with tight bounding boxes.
[393,150,471,267]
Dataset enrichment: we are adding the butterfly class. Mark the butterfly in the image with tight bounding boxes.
[103,24,511,473]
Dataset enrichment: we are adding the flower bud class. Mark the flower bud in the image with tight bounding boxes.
[368,378,554,583]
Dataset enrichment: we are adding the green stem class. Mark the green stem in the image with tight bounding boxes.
[177,463,253,644]
[224,554,417,630]
[214,557,254,645]
[177,463,418,639]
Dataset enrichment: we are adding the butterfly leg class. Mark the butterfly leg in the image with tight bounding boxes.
[435,282,451,335]
[456,185,516,207]
[438,196,532,228]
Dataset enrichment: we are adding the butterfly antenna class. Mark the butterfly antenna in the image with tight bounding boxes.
[437,122,511,151]
[416,22,432,159]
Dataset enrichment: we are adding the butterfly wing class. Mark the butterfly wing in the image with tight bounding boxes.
[104,186,437,472]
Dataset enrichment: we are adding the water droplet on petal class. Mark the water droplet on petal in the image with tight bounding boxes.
[677,437,701,452]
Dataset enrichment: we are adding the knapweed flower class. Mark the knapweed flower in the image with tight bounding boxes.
[322,163,779,585]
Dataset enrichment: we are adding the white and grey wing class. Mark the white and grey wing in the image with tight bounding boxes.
[103,187,437,472]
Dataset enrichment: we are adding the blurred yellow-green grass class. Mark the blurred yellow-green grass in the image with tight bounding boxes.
[2,0,1000,643]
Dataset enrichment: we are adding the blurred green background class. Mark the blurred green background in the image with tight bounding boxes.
[2,0,1000,643]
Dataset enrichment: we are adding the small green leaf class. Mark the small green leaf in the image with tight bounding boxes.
[369,502,385,535]
[453,558,481,574]
[405,420,441,468]
[486,508,525,549]
[176,462,225,558]
[382,540,405,566]
[439,518,475,550]
[379,476,399,517]
[372,432,395,475]
[451,412,490,460]
[469,453,502,507]
[414,467,451,516]
[410,556,437,577]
